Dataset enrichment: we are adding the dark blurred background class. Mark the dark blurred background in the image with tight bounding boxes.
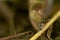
[0,0,60,40]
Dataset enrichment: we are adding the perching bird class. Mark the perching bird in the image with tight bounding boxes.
[29,0,53,40]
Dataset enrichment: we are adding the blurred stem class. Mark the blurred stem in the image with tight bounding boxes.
[0,1,16,36]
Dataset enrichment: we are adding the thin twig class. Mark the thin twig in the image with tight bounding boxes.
[0,31,31,40]
[29,10,60,40]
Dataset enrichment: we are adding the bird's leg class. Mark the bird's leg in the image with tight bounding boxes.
[47,25,53,40]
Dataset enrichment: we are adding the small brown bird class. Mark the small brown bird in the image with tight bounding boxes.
[29,0,53,40]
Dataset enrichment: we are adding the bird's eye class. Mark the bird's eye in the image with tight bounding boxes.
[32,3,43,17]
